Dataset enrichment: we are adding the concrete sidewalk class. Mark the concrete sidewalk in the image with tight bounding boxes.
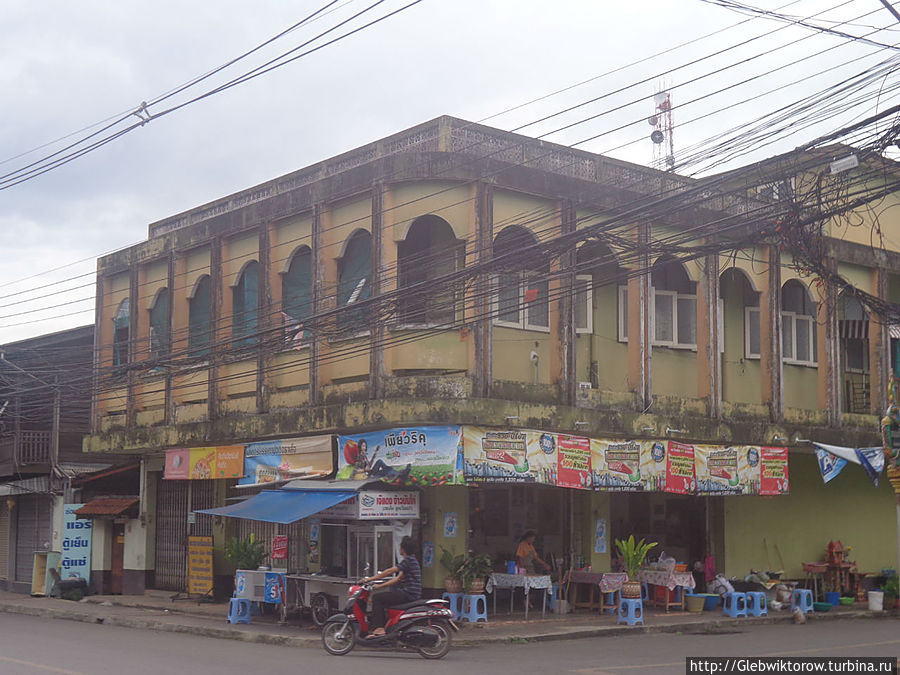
[0,589,888,648]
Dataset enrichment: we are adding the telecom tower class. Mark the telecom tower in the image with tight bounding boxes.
[649,90,675,171]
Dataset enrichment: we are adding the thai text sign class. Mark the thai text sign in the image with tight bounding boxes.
[463,427,560,484]
[759,446,790,495]
[357,491,420,519]
[239,436,333,486]
[557,435,593,489]
[665,441,696,494]
[61,504,92,580]
[187,535,213,596]
[336,426,463,486]
[165,446,244,479]
[271,535,288,560]
[591,439,667,491]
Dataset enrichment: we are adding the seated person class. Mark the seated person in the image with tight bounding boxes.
[362,535,422,636]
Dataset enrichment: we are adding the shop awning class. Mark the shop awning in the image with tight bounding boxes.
[74,497,139,519]
[194,489,357,524]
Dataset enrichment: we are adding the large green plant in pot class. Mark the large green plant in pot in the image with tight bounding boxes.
[439,546,466,593]
[615,535,657,598]
[225,534,268,570]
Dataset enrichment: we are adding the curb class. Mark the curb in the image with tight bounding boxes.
[0,601,888,649]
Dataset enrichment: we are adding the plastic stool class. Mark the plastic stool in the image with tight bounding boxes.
[792,588,813,614]
[618,597,644,626]
[722,592,747,618]
[641,583,649,601]
[603,590,620,614]
[441,592,463,619]
[461,594,488,623]
[227,597,252,624]
[746,592,767,617]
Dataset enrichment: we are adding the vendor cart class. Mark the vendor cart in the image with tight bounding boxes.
[286,573,352,626]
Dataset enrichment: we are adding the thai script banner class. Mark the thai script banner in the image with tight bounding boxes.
[591,439,667,491]
[665,441,696,494]
[557,435,592,489]
[165,446,244,480]
[61,504,92,580]
[187,535,213,596]
[464,427,559,485]
[759,446,790,495]
[239,436,333,486]
[695,445,761,495]
[336,426,463,486]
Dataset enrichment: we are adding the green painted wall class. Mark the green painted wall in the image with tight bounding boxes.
[652,347,698,398]
[721,273,761,405]
[493,326,552,385]
[575,283,628,391]
[723,452,897,579]
[419,486,468,590]
[783,364,818,410]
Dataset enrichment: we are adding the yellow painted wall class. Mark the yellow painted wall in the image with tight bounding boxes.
[183,247,211,298]
[223,233,259,288]
[492,189,556,239]
[271,350,311,390]
[388,330,469,372]
[420,486,468,590]
[173,369,208,405]
[388,182,473,241]
[721,273,762,405]
[272,215,313,274]
[783,364,818,410]
[652,347,698,398]
[888,274,900,304]
[838,262,873,295]
[319,338,369,384]
[723,452,898,578]
[827,177,900,254]
[575,283,628,391]
[221,359,257,397]
[492,326,552,385]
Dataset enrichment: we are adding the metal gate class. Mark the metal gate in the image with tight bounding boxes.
[154,479,215,591]
[14,495,51,582]
[0,502,9,580]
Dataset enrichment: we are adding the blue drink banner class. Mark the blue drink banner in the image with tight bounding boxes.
[336,426,464,486]
[816,447,848,483]
[61,504,92,581]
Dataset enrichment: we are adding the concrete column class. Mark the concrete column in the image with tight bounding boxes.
[369,184,386,400]
[207,236,222,421]
[870,267,890,415]
[91,275,105,433]
[126,267,139,428]
[164,252,175,425]
[759,245,783,421]
[627,222,652,409]
[697,253,722,418]
[556,200,577,407]
[816,259,841,426]
[310,204,323,406]
[256,223,272,413]
[473,182,493,398]
[124,463,156,595]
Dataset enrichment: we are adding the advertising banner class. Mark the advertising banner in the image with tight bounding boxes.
[61,504,91,581]
[271,535,288,560]
[759,446,790,495]
[557,435,593,489]
[239,436,333,486]
[165,446,244,480]
[336,426,463,485]
[665,441,696,494]
[357,491,420,519]
[695,445,756,495]
[463,427,559,484]
[187,535,213,596]
[815,447,848,484]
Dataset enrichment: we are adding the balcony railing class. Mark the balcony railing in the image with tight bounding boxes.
[0,430,52,465]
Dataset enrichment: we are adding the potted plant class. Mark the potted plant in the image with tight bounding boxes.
[883,575,899,610]
[224,533,268,571]
[439,546,465,594]
[615,535,657,599]
[460,553,493,594]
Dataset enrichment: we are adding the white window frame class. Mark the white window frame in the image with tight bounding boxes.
[492,273,551,333]
[782,311,817,367]
[617,285,628,343]
[574,275,593,335]
[651,288,697,350]
[744,306,761,360]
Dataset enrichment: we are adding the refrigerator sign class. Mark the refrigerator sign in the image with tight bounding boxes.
[357,491,419,520]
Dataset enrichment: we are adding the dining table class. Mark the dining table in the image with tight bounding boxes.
[564,570,628,613]
[485,573,553,620]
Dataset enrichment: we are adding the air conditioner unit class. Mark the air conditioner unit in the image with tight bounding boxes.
[578,381,592,390]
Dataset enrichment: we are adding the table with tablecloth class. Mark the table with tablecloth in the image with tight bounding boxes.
[638,568,696,611]
[486,573,553,619]
[564,571,628,612]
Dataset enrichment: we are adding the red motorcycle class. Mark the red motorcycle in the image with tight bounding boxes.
[321,581,457,659]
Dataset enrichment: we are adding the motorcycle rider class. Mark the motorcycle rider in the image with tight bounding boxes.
[362,535,422,637]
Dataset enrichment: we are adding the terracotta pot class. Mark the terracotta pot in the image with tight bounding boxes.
[468,578,485,594]
[444,576,462,594]
[622,581,642,599]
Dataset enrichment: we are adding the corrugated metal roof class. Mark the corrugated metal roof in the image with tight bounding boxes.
[0,476,52,496]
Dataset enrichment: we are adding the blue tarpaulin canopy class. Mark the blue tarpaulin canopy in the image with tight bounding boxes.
[195,489,356,524]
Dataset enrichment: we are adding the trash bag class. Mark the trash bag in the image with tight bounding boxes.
[708,574,734,596]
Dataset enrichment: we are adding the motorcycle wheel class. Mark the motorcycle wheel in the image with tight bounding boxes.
[322,621,355,656]
[310,593,331,627]
[417,620,452,660]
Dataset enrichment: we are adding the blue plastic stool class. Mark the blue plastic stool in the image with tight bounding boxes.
[227,597,252,624]
[442,592,463,619]
[746,592,767,617]
[792,588,813,614]
[618,597,644,626]
[603,590,620,614]
[460,594,488,623]
[722,592,747,618]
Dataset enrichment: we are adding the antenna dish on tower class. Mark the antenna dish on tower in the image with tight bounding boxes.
[649,88,675,171]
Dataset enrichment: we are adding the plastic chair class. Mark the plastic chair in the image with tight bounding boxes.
[460,594,488,623]
[227,597,252,624]
[746,591,767,617]
[722,592,747,618]
[441,592,464,619]
[792,588,814,614]
[618,597,644,626]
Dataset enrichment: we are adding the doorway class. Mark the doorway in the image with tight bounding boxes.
[110,523,125,594]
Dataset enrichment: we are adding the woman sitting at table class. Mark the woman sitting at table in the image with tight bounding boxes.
[516,530,551,574]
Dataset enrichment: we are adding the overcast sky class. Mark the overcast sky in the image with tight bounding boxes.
[1,0,897,343]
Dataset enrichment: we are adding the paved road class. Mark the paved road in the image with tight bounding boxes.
[0,613,897,675]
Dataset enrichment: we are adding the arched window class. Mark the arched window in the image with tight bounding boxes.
[577,241,622,337]
[398,215,462,325]
[493,226,548,330]
[282,247,312,345]
[149,289,170,356]
[781,279,816,366]
[189,275,211,358]
[719,269,759,359]
[651,257,696,348]
[233,261,259,347]
[840,293,868,373]
[337,231,372,332]
[113,298,130,367]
